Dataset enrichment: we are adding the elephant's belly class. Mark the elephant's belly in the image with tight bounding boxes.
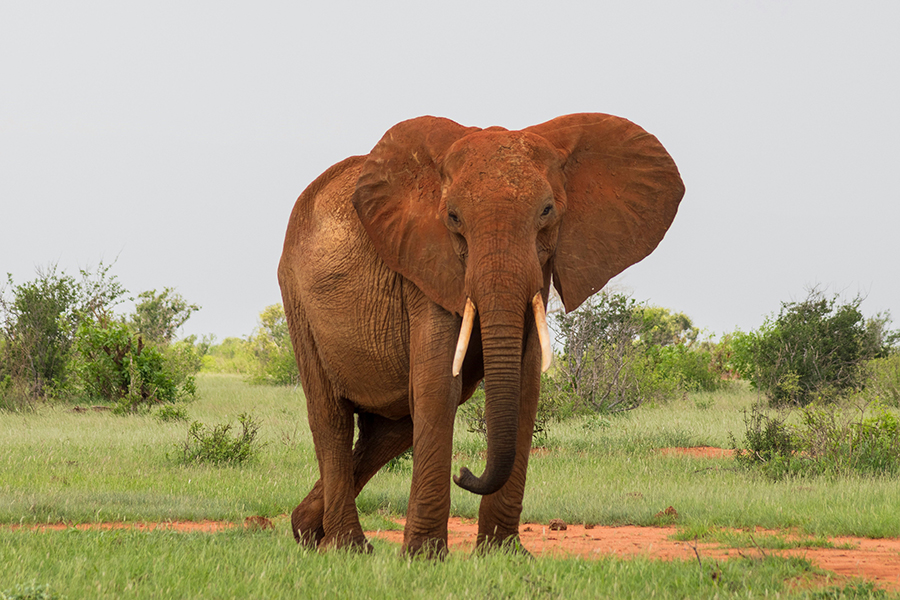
[302,266,411,417]
[313,316,411,417]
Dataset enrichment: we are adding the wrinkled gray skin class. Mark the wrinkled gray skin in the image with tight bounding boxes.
[278,113,684,555]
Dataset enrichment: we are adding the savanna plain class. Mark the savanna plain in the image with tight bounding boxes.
[2,375,899,599]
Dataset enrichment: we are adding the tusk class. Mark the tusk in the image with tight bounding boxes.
[532,292,553,373]
[452,298,476,377]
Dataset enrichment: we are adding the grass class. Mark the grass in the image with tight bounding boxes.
[1,375,899,598]
[0,527,839,599]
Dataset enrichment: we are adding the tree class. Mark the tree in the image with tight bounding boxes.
[639,306,699,347]
[732,289,895,406]
[131,288,199,345]
[1,263,201,411]
[0,263,126,402]
[553,291,672,412]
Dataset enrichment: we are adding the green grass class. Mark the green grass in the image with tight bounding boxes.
[2,375,899,598]
[0,527,845,600]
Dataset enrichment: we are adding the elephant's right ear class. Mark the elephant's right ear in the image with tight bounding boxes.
[352,116,480,316]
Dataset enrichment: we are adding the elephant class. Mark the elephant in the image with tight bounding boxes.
[278,113,684,556]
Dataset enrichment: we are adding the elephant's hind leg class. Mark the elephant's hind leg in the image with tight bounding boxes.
[292,413,414,548]
[307,392,370,551]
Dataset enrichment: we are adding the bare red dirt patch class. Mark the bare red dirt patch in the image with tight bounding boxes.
[368,518,900,592]
[658,446,736,459]
[12,520,235,533]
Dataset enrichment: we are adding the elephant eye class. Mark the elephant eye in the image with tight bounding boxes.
[447,211,460,226]
[541,204,553,217]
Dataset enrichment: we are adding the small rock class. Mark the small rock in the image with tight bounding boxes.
[523,526,533,532]
[584,523,595,530]
[548,519,567,531]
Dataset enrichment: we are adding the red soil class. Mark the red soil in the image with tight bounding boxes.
[371,518,900,592]
[657,446,736,459]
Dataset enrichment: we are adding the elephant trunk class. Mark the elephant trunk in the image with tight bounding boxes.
[453,288,527,496]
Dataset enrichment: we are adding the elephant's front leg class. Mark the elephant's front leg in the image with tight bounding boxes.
[475,321,541,551]
[403,303,462,557]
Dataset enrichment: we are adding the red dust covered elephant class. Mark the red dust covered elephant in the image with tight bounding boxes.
[278,113,684,556]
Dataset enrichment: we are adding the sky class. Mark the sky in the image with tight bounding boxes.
[2,1,898,342]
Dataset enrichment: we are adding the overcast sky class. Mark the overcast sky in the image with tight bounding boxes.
[2,1,898,341]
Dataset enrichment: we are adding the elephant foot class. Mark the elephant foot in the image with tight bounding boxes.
[291,503,324,548]
[320,532,374,554]
[403,537,449,559]
[475,534,533,558]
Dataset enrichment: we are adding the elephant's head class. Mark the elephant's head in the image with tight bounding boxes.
[353,114,684,494]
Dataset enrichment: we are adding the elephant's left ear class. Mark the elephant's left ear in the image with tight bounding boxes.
[525,113,685,312]
[353,116,480,316]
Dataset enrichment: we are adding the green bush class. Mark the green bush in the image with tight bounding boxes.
[0,263,203,412]
[730,404,799,469]
[649,343,729,393]
[553,292,668,412]
[72,319,198,412]
[201,337,257,374]
[175,413,262,465]
[866,354,900,407]
[0,266,85,401]
[247,304,299,386]
[155,404,189,422]
[731,290,895,406]
[796,403,900,476]
[731,400,900,479]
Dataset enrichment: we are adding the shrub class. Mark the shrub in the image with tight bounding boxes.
[72,319,198,412]
[731,289,895,406]
[865,354,900,407]
[201,337,257,375]
[638,305,699,347]
[155,404,189,422]
[796,402,900,476]
[731,400,900,478]
[730,404,799,468]
[175,413,262,465]
[0,266,82,401]
[0,263,203,411]
[554,292,661,412]
[247,304,299,385]
[649,343,728,393]
[0,263,128,404]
